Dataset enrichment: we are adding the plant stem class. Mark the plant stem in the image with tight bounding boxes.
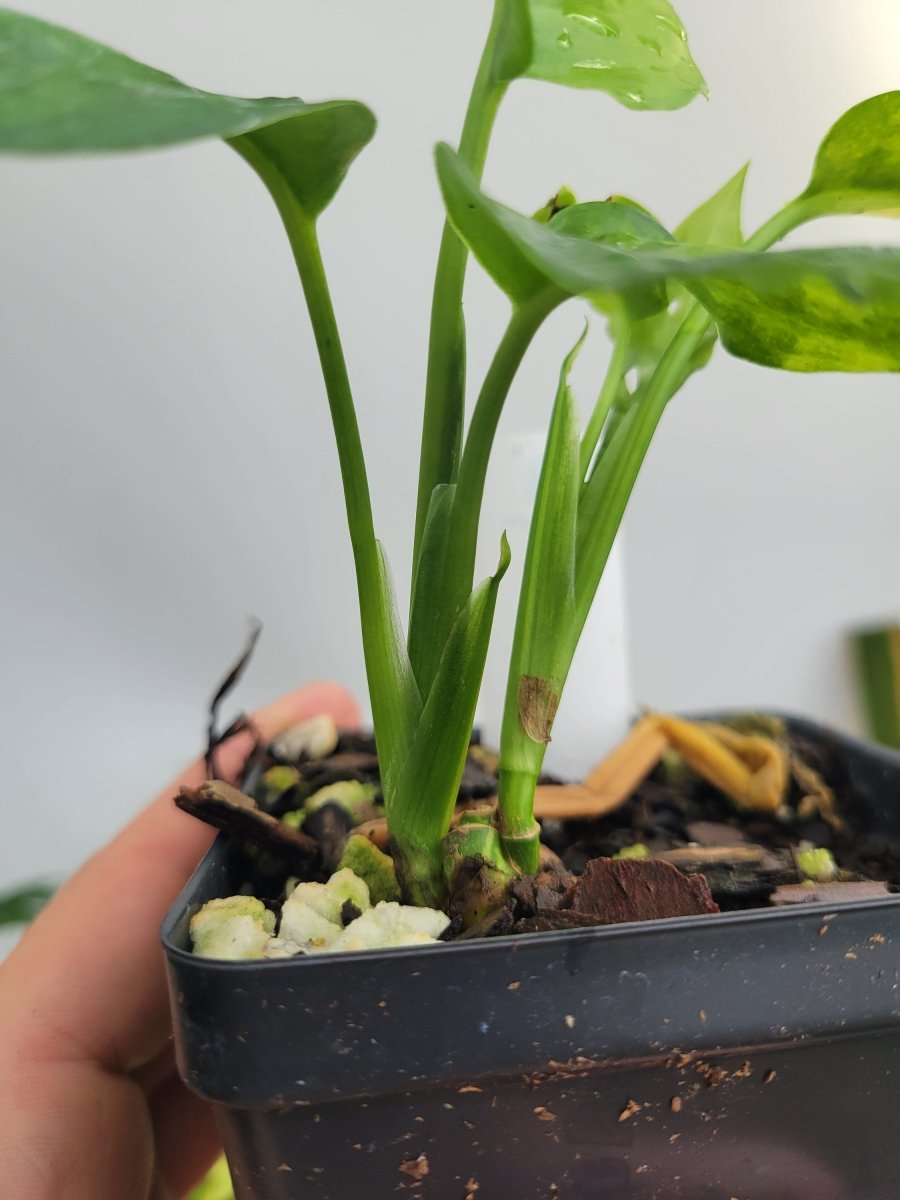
[573,303,712,633]
[492,194,833,873]
[408,296,554,701]
[412,0,510,586]
[744,196,816,251]
[579,324,631,480]
[274,210,407,755]
[497,767,542,873]
[285,218,376,565]
[436,292,559,646]
[496,305,713,872]
[571,195,813,626]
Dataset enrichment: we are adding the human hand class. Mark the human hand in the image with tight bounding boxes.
[0,682,359,1200]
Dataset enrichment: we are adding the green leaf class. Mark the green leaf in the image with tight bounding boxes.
[390,538,512,903]
[675,163,748,248]
[436,143,555,307]
[0,8,375,220]
[493,0,706,110]
[407,484,456,698]
[0,882,54,926]
[438,145,900,372]
[800,92,900,218]
[697,271,900,371]
[627,164,749,383]
[229,104,375,223]
[371,544,423,799]
[550,200,673,319]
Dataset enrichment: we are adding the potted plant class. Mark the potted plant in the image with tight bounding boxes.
[3,3,899,1196]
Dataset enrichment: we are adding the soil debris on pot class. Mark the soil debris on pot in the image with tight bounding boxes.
[398,1153,430,1182]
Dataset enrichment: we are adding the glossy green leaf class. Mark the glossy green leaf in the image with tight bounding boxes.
[436,144,555,306]
[697,272,900,371]
[438,145,900,372]
[800,92,900,218]
[493,0,706,110]
[550,200,673,319]
[389,538,511,901]
[0,882,54,926]
[0,8,374,220]
[229,104,375,223]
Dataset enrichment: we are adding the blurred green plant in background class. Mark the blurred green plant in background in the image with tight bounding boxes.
[852,623,900,750]
[187,1154,234,1200]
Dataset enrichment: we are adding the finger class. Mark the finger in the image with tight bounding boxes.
[0,682,359,1074]
[149,1072,222,1199]
[0,1057,154,1200]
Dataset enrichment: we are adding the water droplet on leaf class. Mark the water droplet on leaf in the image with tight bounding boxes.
[655,11,687,40]
[572,12,620,37]
[638,35,662,56]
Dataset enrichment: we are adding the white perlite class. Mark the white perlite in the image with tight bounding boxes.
[269,714,339,763]
[328,902,450,952]
[190,869,450,960]
[189,896,277,961]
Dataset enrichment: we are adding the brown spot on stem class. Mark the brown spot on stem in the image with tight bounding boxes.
[518,675,559,743]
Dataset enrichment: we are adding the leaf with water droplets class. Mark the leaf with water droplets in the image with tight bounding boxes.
[496,0,706,111]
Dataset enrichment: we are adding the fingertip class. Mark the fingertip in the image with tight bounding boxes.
[251,680,361,740]
[209,681,361,784]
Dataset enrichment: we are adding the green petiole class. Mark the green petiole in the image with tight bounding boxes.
[412,0,511,586]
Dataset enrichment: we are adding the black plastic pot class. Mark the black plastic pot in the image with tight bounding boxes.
[163,716,900,1199]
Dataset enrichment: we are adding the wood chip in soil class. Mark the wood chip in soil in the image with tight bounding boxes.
[296,752,380,791]
[567,858,720,924]
[176,780,318,871]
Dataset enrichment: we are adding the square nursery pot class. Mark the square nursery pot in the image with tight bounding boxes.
[163,715,900,1200]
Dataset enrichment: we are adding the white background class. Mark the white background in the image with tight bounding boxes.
[2,1,899,898]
